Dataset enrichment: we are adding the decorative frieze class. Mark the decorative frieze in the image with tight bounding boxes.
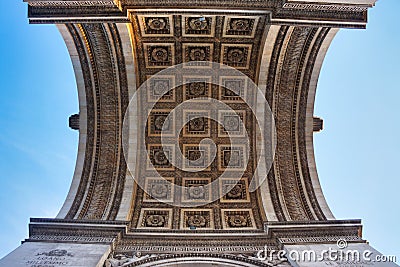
[282,3,369,12]
[27,0,116,7]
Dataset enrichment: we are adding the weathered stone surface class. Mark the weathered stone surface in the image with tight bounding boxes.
[0,242,110,267]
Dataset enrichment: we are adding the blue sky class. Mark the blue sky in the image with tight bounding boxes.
[0,0,78,258]
[315,0,400,261]
[0,0,398,263]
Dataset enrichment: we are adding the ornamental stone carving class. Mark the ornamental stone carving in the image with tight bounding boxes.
[189,48,206,61]
[104,254,130,267]
[188,82,206,97]
[228,215,248,227]
[152,80,169,96]
[151,47,169,62]
[223,116,240,131]
[181,209,213,229]
[188,185,205,199]
[145,215,166,227]
[148,145,175,170]
[230,19,250,32]
[146,18,167,31]
[182,178,211,202]
[149,184,168,198]
[36,250,73,257]
[183,16,215,36]
[226,184,243,199]
[154,115,170,131]
[223,150,240,167]
[227,48,244,63]
[222,44,252,69]
[148,76,175,102]
[183,44,213,64]
[187,215,206,227]
[189,17,208,31]
[222,209,256,229]
[154,150,169,165]
[145,44,174,67]
[189,118,205,132]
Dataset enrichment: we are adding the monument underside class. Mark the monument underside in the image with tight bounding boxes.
[3,1,397,266]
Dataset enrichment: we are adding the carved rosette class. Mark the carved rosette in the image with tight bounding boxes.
[146,215,165,227]
[187,215,206,227]
[181,209,213,229]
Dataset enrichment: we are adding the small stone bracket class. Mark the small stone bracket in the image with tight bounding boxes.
[313,116,323,132]
[69,113,80,131]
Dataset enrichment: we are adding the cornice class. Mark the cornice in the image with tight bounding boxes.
[23,0,375,28]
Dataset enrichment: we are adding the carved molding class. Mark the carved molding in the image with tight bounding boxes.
[59,23,128,221]
[282,3,370,12]
[26,0,116,7]
[261,25,338,221]
[25,0,375,27]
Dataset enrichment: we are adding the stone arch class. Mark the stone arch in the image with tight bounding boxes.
[126,254,270,267]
